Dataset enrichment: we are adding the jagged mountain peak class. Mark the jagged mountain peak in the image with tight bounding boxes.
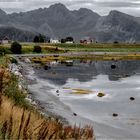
[73,8,100,17]
[108,10,134,19]
[0,9,6,15]
[79,8,94,13]
[49,3,68,11]
[109,10,122,15]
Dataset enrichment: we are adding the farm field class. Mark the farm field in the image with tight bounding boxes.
[2,43,140,54]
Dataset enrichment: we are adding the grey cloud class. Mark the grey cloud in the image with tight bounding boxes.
[2,8,25,13]
[0,0,140,16]
[96,1,140,8]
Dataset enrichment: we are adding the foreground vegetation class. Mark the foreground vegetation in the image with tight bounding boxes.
[0,56,94,139]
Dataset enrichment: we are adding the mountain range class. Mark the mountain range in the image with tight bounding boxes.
[0,3,140,43]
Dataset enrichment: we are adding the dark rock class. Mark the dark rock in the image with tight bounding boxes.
[130,97,135,101]
[52,72,56,74]
[66,62,73,66]
[73,113,77,116]
[44,65,51,70]
[53,55,59,57]
[111,64,116,69]
[97,93,105,97]
[56,90,59,93]
[112,113,118,117]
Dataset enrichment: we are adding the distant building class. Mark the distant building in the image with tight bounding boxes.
[80,37,95,44]
[0,37,10,44]
[65,41,74,44]
[50,39,60,44]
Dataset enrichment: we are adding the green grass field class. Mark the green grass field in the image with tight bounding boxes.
[54,43,140,52]
[1,43,140,54]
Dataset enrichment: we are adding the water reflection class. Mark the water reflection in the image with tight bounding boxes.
[34,60,140,85]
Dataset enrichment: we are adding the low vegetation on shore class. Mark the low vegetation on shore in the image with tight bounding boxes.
[0,56,94,139]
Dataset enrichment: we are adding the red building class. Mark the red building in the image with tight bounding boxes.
[80,37,94,44]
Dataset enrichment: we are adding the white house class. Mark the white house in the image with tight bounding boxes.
[65,41,74,44]
[50,39,60,44]
[0,37,10,44]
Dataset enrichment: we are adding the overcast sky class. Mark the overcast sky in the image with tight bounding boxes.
[0,0,140,17]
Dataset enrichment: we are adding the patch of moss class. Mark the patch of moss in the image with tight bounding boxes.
[71,89,92,94]
[97,93,105,97]
[31,56,66,63]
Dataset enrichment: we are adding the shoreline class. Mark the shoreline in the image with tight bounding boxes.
[15,58,71,125]
[14,56,97,128]
[12,55,140,139]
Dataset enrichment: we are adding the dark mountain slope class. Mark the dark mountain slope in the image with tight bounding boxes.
[0,4,140,42]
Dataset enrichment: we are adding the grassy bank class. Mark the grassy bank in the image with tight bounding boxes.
[0,56,94,139]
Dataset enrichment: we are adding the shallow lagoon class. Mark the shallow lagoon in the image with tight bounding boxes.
[25,60,140,139]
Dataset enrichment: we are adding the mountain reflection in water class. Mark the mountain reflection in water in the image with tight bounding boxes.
[34,60,140,85]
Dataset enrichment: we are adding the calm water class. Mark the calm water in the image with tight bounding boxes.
[26,60,140,139]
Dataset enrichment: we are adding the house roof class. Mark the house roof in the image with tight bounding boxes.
[0,36,9,40]
[81,36,94,40]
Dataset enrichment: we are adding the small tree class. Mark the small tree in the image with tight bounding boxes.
[39,34,46,43]
[33,34,46,43]
[11,42,22,54]
[33,45,42,53]
[61,39,66,43]
[33,36,40,43]
[66,37,74,42]
[114,41,119,44]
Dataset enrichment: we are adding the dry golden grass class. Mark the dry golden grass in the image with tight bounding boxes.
[0,66,95,140]
[71,89,93,95]
[31,56,65,64]
[0,96,94,139]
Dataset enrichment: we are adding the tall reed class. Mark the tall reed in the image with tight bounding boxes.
[0,66,94,140]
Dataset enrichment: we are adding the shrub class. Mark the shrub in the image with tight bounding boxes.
[0,47,11,55]
[113,41,119,44]
[33,45,42,53]
[39,34,46,43]
[61,39,66,43]
[33,34,46,43]
[4,74,29,108]
[10,57,18,64]
[66,36,74,42]
[0,47,5,55]
[33,36,40,43]
[11,42,22,54]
